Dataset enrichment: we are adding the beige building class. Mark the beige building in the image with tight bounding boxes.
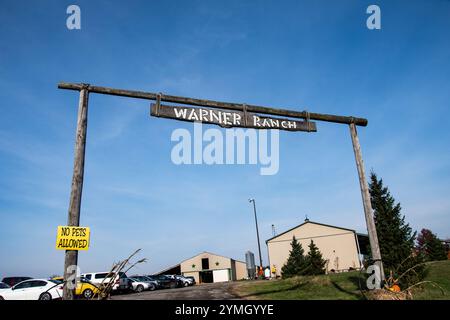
[157,252,248,284]
[267,220,368,277]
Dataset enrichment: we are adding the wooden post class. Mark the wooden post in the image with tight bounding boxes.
[349,123,385,282]
[62,85,89,300]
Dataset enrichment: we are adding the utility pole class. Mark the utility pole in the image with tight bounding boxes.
[248,199,263,271]
[349,122,385,282]
[63,84,89,300]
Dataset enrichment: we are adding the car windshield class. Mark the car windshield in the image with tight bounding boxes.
[0,283,10,288]
[49,279,62,285]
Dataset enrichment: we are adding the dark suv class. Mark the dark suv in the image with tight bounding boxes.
[146,275,180,289]
[2,277,32,287]
[117,272,132,292]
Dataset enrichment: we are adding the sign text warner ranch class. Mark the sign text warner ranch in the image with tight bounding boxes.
[151,103,316,132]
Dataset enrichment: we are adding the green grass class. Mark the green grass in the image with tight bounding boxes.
[235,260,450,300]
[235,272,364,300]
[412,260,450,300]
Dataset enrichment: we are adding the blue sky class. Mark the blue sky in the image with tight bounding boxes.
[0,0,449,278]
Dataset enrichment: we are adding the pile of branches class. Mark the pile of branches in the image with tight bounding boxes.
[362,258,445,300]
[94,248,147,300]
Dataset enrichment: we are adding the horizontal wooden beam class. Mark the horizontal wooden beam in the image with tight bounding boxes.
[58,82,368,126]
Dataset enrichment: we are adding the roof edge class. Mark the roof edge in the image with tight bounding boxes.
[155,251,246,274]
[266,220,357,243]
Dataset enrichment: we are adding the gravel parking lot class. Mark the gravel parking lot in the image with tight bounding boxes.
[112,282,241,300]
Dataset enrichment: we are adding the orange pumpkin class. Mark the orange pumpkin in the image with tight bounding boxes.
[390,284,401,292]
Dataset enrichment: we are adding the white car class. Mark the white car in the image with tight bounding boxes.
[129,278,153,293]
[81,272,130,291]
[0,279,63,300]
[0,282,10,291]
[129,276,158,290]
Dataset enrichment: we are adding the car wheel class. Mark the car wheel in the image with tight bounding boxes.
[0,296,4,300]
[83,288,94,300]
[149,284,156,291]
[183,282,189,287]
[136,285,144,293]
[39,292,52,300]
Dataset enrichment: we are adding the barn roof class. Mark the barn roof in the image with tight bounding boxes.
[178,251,246,265]
[265,220,359,243]
[155,251,246,275]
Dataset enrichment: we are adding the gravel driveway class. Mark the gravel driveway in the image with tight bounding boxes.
[112,282,241,300]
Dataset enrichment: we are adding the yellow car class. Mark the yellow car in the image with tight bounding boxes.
[52,277,99,299]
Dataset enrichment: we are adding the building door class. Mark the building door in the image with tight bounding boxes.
[200,271,213,283]
[212,269,229,282]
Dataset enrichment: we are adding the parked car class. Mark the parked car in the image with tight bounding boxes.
[0,279,63,300]
[81,272,131,292]
[184,276,196,285]
[129,276,157,290]
[52,276,100,299]
[143,275,163,289]
[175,275,194,287]
[0,282,10,291]
[128,278,153,293]
[165,275,185,287]
[146,275,180,289]
[2,277,32,288]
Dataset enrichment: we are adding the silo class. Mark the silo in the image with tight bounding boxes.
[245,251,256,279]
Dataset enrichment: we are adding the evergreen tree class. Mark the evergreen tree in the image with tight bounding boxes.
[281,236,307,278]
[416,229,447,261]
[369,172,425,287]
[304,240,326,275]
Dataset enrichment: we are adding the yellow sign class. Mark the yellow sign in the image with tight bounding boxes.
[56,226,90,250]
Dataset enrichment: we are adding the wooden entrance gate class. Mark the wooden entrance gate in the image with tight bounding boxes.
[58,82,384,299]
